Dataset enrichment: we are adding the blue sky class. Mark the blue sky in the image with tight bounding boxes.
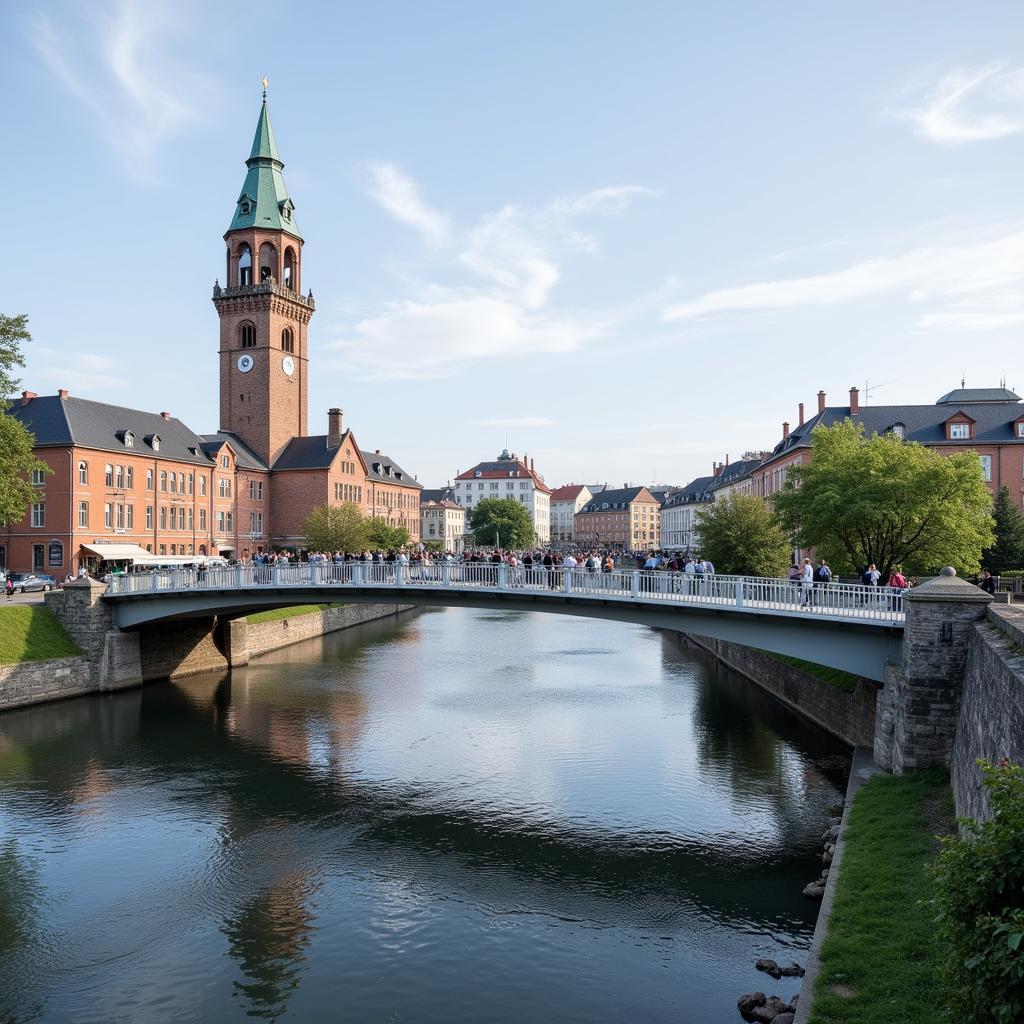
[4,1,1024,489]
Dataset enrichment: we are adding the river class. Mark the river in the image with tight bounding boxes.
[0,608,849,1023]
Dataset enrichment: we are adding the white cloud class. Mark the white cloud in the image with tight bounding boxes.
[367,162,450,245]
[328,290,599,380]
[29,0,210,180]
[663,228,1024,323]
[471,417,556,428]
[335,175,653,378]
[32,351,128,391]
[906,63,1024,144]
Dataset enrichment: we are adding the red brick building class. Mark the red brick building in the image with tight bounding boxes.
[2,93,419,575]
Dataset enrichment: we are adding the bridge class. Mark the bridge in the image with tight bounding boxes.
[105,563,905,681]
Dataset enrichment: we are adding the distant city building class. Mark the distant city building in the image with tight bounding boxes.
[751,386,1024,507]
[575,486,660,551]
[549,484,592,543]
[659,475,714,552]
[420,500,465,551]
[453,450,551,544]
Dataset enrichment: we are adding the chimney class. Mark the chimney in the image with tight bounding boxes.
[798,402,805,426]
[782,421,790,440]
[20,390,37,406]
[327,407,344,448]
[725,453,730,465]
[817,390,826,414]
[58,388,69,401]
[160,411,172,421]
[849,387,860,415]
[531,458,535,472]
[375,449,381,455]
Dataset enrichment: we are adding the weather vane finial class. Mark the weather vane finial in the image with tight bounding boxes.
[261,76,269,99]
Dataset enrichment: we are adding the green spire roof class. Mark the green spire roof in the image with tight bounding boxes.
[227,97,301,240]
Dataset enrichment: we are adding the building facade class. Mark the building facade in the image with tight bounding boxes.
[420,500,465,551]
[452,450,551,544]
[574,486,660,551]
[2,94,420,574]
[549,485,592,543]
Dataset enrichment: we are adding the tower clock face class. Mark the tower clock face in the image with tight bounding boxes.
[237,354,254,373]
[282,356,295,377]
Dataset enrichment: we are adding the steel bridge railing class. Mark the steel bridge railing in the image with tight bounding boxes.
[105,562,906,624]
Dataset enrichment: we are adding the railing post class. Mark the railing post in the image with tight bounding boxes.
[563,568,573,594]
[442,562,451,588]
[497,563,507,590]
[395,563,404,586]
[151,572,159,592]
[735,580,744,608]
[631,571,640,597]
[272,563,281,587]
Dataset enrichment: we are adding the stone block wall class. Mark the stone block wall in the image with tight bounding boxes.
[44,578,113,673]
[137,617,229,682]
[0,655,94,709]
[952,606,1024,822]
[233,603,412,660]
[684,634,877,746]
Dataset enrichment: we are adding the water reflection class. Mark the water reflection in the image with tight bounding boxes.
[0,610,849,1023]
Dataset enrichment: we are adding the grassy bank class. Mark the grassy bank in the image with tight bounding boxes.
[808,770,952,1024]
[0,606,82,664]
[246,604,342,624]
[764,651,860,693]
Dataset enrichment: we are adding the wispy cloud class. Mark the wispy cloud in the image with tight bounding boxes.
[367,161,450,245]
[663,227,1024,326]
[28,0,210,180]
[905,63,1024,144]
[333,173,654,378]
[471,417,556,428]
[33,351,128,391]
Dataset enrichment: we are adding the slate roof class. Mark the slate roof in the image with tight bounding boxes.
[360,449,422,489]
[579,486,656,513]
[199,432,269,472]
[271,434,343,471]
[762,396,1024,468]
[11,395,215,466]
[422,499,462,511]
[661,475,715,508]
[421,486,456,504]
[936,387,1020,404]
[455,453,552,493]
[710,458,762,489]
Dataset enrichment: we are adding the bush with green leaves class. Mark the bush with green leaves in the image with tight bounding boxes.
[930,759,1024,1024]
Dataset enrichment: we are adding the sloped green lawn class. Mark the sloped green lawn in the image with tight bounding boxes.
[0,607,82,664]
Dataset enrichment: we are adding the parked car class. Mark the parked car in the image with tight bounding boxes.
[6,572,58,593]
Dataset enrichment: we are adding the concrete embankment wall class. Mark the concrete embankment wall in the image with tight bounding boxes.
[951,604,1024,821]
[681,634,876,747]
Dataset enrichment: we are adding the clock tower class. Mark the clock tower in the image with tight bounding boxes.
[213,87,314,467]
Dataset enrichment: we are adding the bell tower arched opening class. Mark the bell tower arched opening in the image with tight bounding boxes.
[237,244,252,286]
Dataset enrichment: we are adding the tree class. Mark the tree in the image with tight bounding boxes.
[365,518,410,551]
[303,503,368,552]
[0,314,51,526]
[467,497,535,548]
[982,485,1024,574]
[694,494,791,576]
[773,420,995,578]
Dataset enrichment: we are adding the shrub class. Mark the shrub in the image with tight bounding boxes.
[930,759,1024,1023]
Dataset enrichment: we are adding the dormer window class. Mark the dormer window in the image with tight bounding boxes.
[1017,421,1024,438]
[147,434,161,452]
[474,470,482,478]
[949,423,970,440]
[240,202,250,215]
[123,430,135,448]
[890,423,905,440]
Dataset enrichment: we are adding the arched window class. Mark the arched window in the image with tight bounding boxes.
[78,461,88,485]
[115,465,124,489]
[239,322,256,349]
[104,464,113,487]
[259,242,276,283]
[78,501,88,528]
[237,244,252,286]
[281,327,294,353]
[199,544,207,555]
[283,247,296,290]
[160,470,167,492]
[169,473,177,494]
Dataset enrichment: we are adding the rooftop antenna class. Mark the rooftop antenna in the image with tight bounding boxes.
[863,378,897,404]
[961,374,966,389]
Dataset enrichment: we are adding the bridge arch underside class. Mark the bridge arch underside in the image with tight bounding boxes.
[107,587,903,682]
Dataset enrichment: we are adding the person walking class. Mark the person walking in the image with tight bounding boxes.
[980,568,996,595]
[813,558,832,607]
[800,557,814,606]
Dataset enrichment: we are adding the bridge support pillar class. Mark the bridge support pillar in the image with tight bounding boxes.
[98,631,143,691]
[224,616,250,667]
[874,568,990,774]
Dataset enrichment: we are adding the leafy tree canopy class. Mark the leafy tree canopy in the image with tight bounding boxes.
[0,314,50,525]
[467,497,535,548]
[694,493,792,576]
[982,485,1024,575]
[773,420,994,578]
[303,503,368,552]
[0,313,29,405]
[365,518,411,551]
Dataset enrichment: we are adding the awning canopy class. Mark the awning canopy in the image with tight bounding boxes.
[80,543,152,561]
